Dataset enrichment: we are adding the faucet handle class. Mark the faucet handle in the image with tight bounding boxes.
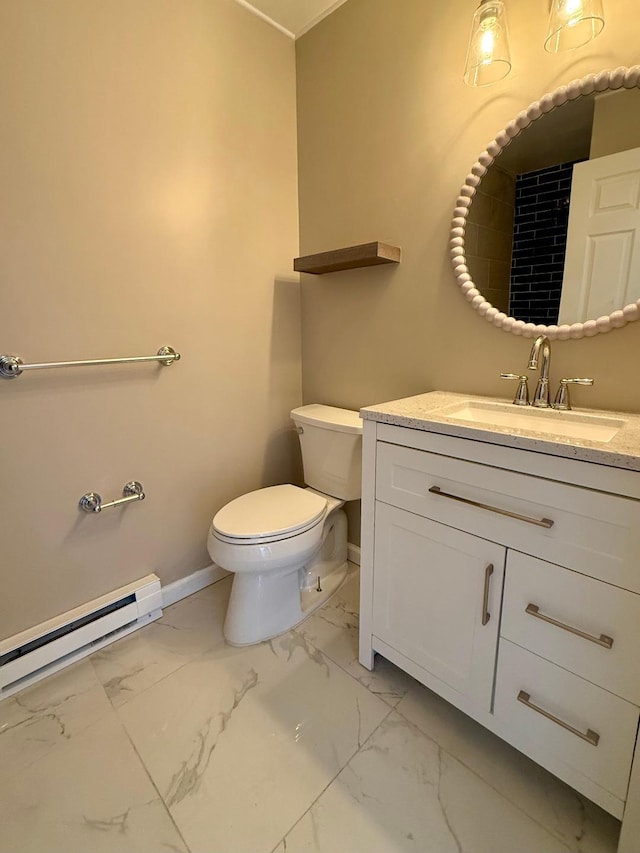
[500,373,530,406]
[553,377,594,411]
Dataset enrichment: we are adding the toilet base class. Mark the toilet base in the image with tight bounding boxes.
[223,509,349,646]
[300,559,349,614]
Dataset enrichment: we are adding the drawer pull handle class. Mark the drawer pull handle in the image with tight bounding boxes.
[525,604,614,649]
[517,690,600,747]
[428,486,554,529]
[482,564,494,626]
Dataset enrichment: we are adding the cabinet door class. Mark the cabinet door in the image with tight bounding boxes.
[372,502,505,710]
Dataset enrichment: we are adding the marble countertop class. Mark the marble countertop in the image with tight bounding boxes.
[361,391,640,472]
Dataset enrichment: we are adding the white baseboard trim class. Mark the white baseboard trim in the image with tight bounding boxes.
[162,563,229,608]
[163,549,358,610]
[347,543,361,566]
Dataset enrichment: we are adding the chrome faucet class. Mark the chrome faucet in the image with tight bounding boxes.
[528,335,551,408]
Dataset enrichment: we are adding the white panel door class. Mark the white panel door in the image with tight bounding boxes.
[559,146,640,323]
[372,502,505,711]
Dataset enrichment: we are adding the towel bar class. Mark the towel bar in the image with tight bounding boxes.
[0,346,180,379]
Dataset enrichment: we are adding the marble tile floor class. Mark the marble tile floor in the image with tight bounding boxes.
[0,566,621,853]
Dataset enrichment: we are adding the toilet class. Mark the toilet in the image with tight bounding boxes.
[207,404,362,645]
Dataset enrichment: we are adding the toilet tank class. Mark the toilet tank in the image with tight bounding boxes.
[290,404,363,501]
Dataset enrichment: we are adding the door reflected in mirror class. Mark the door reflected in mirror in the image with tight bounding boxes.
[466,87,640,326]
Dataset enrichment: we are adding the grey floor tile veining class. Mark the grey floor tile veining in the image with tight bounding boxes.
[0,704,188,853]
[0,566,620,853]
[275,712,576,853]
[294,567,416,707]
[90,579,232,708]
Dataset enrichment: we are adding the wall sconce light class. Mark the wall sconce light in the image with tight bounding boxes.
[463,0,512,87]
[464,0,606,86]
[544,0,605,52]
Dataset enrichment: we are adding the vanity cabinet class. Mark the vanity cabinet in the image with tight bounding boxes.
[359,413,640,849]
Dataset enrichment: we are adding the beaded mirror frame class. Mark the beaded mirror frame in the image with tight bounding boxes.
[449,66,640,340]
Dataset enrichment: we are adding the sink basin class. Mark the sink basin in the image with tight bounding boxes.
[439,400,625,443]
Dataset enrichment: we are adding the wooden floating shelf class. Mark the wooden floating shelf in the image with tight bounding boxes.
[294,241,402,275]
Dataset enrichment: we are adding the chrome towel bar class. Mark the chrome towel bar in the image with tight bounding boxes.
[79,481,145,514]
[0,346,180,379]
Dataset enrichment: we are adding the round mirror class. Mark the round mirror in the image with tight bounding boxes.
[450,66,640,340]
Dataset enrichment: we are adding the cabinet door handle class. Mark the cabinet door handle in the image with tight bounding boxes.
[517,690,600,747]
[428,486,554,529]
[526,604,614,649]
[482,564,494,626]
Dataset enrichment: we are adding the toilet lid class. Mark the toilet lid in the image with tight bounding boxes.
[212,485,327,541]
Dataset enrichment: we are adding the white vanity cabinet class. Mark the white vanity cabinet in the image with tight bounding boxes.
[359,412,640,851]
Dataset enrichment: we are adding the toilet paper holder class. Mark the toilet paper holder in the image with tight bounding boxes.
[79,481,145,513]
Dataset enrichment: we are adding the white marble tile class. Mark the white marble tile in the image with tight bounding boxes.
[117,629,391,853]
[296,569,416,707]
[396,682,620,853]
[276,712,574,853]
[0,658,113,774]
[91,577,231,708]
[0,711,188,853]
[3,572,623,853]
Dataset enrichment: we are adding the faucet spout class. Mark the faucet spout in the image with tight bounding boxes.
[528,335,551,407]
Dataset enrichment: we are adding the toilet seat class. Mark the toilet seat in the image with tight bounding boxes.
[212,484,327,545]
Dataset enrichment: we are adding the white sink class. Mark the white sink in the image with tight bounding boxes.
[439,400,625,443]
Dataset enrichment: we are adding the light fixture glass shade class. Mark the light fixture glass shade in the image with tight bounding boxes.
[463,0,512,87]
[544,0,605,52]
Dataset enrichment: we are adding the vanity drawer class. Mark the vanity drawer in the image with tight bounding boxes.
[494,640,638,801]
[375,441,640,591]
[502,552,640,704]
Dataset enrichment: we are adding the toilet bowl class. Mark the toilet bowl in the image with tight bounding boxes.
[207,404,362,646]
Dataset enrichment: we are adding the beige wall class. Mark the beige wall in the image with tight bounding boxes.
[296,0,640,418]
[0,0,301,640]
[591,88,640,158]
[465,165,514,315]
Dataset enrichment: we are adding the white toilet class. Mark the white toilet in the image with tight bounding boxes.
[207,404,362,645]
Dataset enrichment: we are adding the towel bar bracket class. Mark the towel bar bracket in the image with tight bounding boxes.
[0,356,23,378]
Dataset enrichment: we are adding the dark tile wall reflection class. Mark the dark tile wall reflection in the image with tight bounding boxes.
[509,161,580,325]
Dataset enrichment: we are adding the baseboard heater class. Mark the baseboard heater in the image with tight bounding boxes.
[0,574,162,701]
